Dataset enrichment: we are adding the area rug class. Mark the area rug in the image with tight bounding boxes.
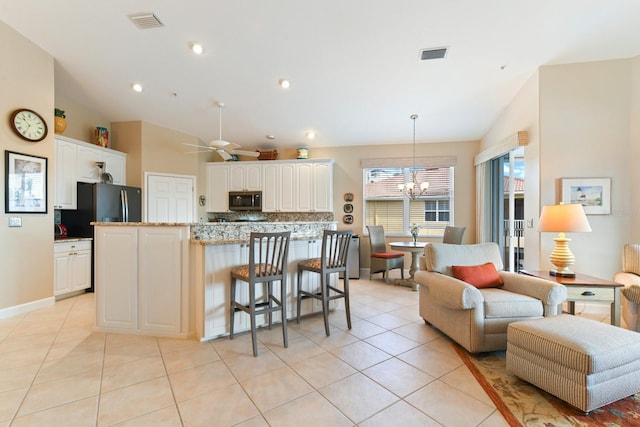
[453,344,640,427]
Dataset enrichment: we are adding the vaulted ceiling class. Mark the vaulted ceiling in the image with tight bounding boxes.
[3,1,640,151]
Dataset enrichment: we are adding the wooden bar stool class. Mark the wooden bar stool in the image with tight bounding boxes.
[297,229,352,336]
[230,231,291,357]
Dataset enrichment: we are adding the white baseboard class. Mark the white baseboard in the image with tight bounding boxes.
[0,297,55,320]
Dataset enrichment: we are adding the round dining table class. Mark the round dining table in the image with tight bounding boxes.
[389,241,428,291]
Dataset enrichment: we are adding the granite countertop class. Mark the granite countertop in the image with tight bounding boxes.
[193,234,326,245]
[89,221,337,245]
[192,221,337,245]
[54,237,93,243]
[92,222,192,226]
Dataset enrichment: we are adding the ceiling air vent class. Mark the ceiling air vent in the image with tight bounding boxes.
[419,47,448,61]
[129,13,164,30]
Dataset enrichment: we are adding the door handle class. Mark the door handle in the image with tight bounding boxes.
[581,291,595,296]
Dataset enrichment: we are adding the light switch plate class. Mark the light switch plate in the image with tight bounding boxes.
[9,217,22,227]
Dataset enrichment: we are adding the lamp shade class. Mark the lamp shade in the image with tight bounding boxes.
[538,203,592,233]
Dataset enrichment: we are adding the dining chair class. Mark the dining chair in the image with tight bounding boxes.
[443,226,466,244]
[230,231,291,357]
[297,229,352,336]
[367,225,405,284]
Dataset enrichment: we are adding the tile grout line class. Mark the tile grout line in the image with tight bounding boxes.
[8,297,78,425]
[155,336,186,427]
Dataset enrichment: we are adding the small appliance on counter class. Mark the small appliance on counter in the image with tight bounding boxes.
[54,223,68,239]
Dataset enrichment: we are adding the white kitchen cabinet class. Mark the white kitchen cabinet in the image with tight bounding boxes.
[103,151,126,185]
[54,139,77,209]
[77,144,126,184]
[207,159,333,213]
[262,162,296,212]
[76,144,102,183]
[54,135,127,209]
[295,161,333,212]
[95,227,138,330]
[312,161,333,212]
[95,225,190,337]
[54,240,91,298]
[138,227,186,333]
[206,163,229,212]
[228,163,262,191]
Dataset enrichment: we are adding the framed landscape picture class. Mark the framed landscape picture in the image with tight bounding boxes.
[5,151,48,214]
[561,177,610,215]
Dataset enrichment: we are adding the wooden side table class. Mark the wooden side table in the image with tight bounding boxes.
[520,270,624,326]
[389,241,427,291]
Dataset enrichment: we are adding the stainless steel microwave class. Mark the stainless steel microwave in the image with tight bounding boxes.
[228,191,262,211]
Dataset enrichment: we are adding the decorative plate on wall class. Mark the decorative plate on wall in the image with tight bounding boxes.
[343,203,353,213]
[344,192,354,202]
[343,215,353,224]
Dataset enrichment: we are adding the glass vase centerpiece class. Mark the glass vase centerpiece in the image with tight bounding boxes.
[409,223,420,244]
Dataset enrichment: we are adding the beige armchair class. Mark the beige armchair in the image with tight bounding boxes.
[414,242,567,353]
[613,243,640,331]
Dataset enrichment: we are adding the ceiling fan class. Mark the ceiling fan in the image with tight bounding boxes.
[184,102,259,161]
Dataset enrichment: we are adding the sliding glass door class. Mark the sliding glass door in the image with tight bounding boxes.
[489,149,524,272]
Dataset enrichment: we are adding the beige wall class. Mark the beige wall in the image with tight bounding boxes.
[111,121,204,220]
[484,57,637,279]
[54,93,112,143]
[630,56,640,244]
[0,21,55,311]
[539,59,633,278]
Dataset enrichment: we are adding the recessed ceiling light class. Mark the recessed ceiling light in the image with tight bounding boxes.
[279,79,290,89]
[305,131,316,140]
[191,43,204,55]
[266,135,275,140]
[132,83,143,92]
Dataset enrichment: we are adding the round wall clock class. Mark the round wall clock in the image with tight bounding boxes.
[10,108,48,142]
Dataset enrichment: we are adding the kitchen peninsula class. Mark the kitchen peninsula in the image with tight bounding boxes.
[191,221,337,341]
[93,220,337,341]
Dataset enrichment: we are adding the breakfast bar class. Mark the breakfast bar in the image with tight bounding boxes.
[191,221,337,341]
[92,221,337,341]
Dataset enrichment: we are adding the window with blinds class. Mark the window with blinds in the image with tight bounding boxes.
[363,166,454,237]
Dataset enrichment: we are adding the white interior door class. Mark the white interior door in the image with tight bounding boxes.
[146,173,195,222]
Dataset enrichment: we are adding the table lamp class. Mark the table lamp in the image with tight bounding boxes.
[538,203,592,278]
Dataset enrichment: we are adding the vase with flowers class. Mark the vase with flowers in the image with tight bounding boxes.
[409,223,420,244]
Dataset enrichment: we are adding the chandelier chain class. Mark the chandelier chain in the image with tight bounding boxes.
[399,114,429,200]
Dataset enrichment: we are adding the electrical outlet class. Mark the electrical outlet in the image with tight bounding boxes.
[527,218,534,228]
[9,217,22,227]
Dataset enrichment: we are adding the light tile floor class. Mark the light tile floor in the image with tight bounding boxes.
[0,279,614,426]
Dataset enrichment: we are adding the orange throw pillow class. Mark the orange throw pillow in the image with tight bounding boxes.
[451,262,504,288]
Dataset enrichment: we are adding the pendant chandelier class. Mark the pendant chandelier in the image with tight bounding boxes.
[398,114,429,200]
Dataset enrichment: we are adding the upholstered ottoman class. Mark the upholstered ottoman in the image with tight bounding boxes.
[506,314,640,413]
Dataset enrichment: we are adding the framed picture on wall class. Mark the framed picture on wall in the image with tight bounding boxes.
[5,151,48,214]
[560,177,611,215]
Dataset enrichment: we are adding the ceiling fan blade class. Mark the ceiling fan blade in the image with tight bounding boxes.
[183,142,212,150]
[208,140,242,151]
[230,149,260,157]
[216,149,233,161]
[184,149,214,154]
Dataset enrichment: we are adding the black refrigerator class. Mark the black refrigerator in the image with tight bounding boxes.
[61,182,142,289]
